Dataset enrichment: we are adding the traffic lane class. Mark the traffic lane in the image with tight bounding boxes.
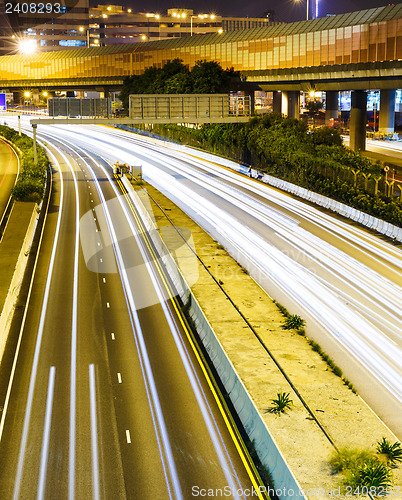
[33,132,181,497]
[0,136,18,220]
[74,159,169,499]
[12,147,79,499]
[0,148,70,498]
[70,126,402,285]
[104,179,258,498]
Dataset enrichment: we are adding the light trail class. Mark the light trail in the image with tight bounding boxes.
[89,364,100,500]
[58,135,251,498]
[12,146,65,500]
[37,366,56,500]
[39,125,401,423]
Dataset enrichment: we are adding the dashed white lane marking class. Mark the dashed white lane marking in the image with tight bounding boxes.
[117,373,122,384]
[126,430,131,444]
[111,333,115,340]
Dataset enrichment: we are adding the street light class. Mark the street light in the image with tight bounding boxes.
[190,13,218,36]
[18,38,37,55]
[79,26,90,47]
[296,0,310,20]
[297,0,319,20]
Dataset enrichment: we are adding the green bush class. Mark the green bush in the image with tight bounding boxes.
[377,437,402,465]
[331,448,394,493]
[0,125,47,203]
[283,314,305,330]
[265,392,293,414]
[345,460,393,490]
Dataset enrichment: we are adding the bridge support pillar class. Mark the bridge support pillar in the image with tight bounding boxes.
[350,90,367,151]
[379,89,395,134]
[273,91,282,114]
[325,90,339,124]
[282,91,300,119]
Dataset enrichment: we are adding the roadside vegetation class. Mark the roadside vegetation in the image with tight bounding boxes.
[150,115,402,228]
[0,125,47,203]
[273,300,357,393]
[264,392,294,415]
[119,58,240,109]
[330,439,402,492]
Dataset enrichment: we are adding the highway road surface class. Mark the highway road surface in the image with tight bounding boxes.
[9,120,399,440]
[0,121,266,499]
[0,136,18,223]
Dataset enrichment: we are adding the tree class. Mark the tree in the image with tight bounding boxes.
[306,100,322,127]
[164,73,192,94]
[119,59,240,111]
[190,60,233,93]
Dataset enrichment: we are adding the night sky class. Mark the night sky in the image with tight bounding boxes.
[123,0,400,22]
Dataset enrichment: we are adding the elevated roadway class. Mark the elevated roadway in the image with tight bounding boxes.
[0,5,401,93]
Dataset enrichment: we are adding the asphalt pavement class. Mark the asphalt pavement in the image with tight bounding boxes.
[0,131,263,499]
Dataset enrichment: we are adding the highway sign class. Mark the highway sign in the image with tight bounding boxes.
[0,93,6,112]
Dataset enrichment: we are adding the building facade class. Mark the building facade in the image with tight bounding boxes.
[0,3,275,54]
[0,0,89,55]
[88,6,275,46]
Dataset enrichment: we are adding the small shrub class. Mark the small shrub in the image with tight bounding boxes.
[346,460,393,490]
[283,314,305,330]
[265,392,293,414]
[332,365,343,377]
[273,300,289,317]
[377,437,402,465]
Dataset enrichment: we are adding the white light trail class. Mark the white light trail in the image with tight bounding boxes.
[37,366,56,500]
[12,146,64,500]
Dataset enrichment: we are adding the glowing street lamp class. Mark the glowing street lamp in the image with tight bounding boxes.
[19,39,37,55]
[190,13,218,36]
[79,26,90,47]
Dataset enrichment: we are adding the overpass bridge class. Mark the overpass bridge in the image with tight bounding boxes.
[0,4,401,150]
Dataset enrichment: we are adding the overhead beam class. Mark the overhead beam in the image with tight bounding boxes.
[30,116,250,126]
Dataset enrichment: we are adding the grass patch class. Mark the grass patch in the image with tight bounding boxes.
[0,125,48,203]
[273,300,356,390]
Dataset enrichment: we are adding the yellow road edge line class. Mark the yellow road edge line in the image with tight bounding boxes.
[115,175,269,500]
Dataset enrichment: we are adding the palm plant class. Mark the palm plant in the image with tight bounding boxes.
[283,314,305,330]
[377,437,402,465]
[347,460,392,489]
[265,392,293,414]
